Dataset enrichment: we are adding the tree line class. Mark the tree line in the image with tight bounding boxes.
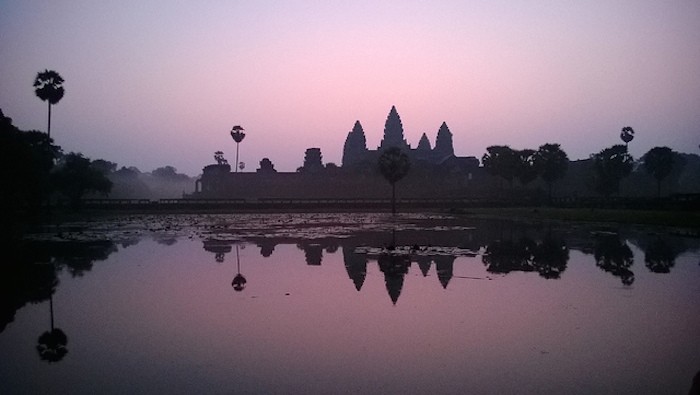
[480,130,686,200]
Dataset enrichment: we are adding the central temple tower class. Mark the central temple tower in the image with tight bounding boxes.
[378,106,410,151]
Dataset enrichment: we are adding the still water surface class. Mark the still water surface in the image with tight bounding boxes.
[1,213,699,394]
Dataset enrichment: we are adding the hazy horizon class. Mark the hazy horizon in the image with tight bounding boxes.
[2,1,699,176]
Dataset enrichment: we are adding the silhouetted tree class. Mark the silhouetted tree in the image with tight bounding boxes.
[591,145,634,197]
[533,143,569,201]
[378,147,411,214]
[1,110,61,231]
[90,159,118,175]
[257,158,277,173]
[642,146,685,198]
[620,126,634,147]
[230,125,246,173]
[482,145,518,188]
[214,151,228,165]
[33,70,65,140]
[52,153,112,208]
[515,149,539,186]
[152,165,189,181]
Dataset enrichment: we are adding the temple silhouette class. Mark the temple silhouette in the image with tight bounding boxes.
[192,106,480,199]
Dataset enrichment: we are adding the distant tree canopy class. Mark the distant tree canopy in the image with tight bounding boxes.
[642,146,685,198]
[152,165,189,181]
[90,159,118,175]
[482,145,519,186]
[515,149,538,186]
[257,158,277,173]
[53,153,112,208]
[591,144,634,197]
[533,143,569,200]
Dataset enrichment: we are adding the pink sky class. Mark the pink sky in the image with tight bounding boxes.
[1,1,699,175]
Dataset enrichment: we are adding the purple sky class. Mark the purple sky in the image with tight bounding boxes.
[2,1,699,176]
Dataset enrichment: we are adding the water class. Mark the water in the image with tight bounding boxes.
[1,213,699,394]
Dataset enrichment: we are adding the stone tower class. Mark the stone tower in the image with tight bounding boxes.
[378,106,410,152]
[416,133,431,152]
[434,122,455,158]
[342,120,368,167]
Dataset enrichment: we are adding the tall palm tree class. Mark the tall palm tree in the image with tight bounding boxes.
[378,147,410,214]
[620,126,634,147]
[33,70,65,140]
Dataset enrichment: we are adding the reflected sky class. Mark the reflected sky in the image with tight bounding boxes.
[1,213,699,394]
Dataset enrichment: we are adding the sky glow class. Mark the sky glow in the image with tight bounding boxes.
[1,1,699,175]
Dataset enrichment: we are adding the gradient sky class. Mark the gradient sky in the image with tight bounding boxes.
[2,1,699,176]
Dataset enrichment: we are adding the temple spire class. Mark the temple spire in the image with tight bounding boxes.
[417,133,431,151]
[434,121,454,157]
[379,106,410,151]
[342,120,368,167]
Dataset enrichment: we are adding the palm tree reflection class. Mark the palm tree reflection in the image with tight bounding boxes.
[232,244,247,292]
[36,293,68,363]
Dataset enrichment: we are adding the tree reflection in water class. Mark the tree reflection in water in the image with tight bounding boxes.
[482,238,535,274]
[644,237,677,274]
[594,233,635,286]
[532,237,569,279]
[232,244,247,292]
[36,294,68,363]
[482,235,569,279]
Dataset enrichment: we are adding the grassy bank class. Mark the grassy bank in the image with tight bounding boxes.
[455,207,700,229]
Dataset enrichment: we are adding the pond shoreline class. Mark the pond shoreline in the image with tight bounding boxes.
[29,206,700,236]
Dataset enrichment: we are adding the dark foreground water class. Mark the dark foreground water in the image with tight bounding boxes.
[1,213,699,394]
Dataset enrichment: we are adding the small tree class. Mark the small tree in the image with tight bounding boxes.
[591,145,633,198]
[533,143,569,202]
[53,153,112,208]
[378,147,410,214]
[642,146,684,198]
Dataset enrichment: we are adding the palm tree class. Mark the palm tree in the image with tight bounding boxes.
[230,125,246,173]
[33,70,65,140]
[378,147,410,214]
[620,126,634,147]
